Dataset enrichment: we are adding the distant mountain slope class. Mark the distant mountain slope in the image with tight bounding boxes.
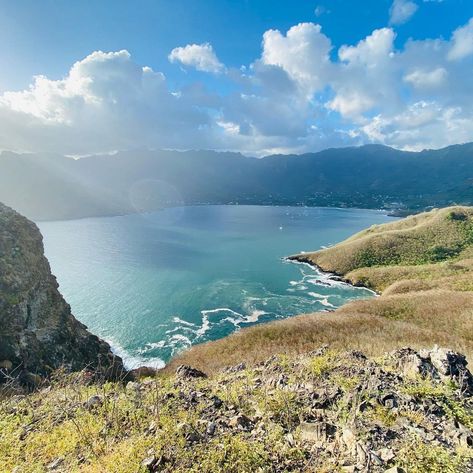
[1,143,473,220]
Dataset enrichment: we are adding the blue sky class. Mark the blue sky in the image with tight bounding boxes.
[1,0,470,91]
[1,0,473,155]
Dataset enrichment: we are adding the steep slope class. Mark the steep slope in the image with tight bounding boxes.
[0,203,123,383]
[1,143,473,220]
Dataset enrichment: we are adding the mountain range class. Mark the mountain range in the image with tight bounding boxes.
[1,143,473,221]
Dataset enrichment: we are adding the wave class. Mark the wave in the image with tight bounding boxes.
[172,316,197,327]
[113,260,375,368]
[287,258,376,295]
[106,337,166,370]
[168,334,192,347]
[247,309,268,323]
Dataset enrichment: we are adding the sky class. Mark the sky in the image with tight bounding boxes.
[1,0,473,156]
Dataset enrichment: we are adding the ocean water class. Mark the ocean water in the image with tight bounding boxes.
[38,205,393,369]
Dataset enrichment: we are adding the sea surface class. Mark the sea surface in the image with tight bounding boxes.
[38,205,393,369]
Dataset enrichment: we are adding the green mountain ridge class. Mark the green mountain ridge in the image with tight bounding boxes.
[1,143,473,220]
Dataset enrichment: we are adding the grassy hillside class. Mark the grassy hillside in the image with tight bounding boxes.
[295,206,473,277]
[2,347,473,472]
[169,206,473,373]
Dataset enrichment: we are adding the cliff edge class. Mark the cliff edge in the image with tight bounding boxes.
[0,202,123,384]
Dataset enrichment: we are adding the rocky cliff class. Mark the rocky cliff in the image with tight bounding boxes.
[0,202,123,384]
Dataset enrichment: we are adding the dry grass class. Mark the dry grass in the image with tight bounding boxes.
[166,290,473,375]
[382,272,473,296]
[166,206,473,375]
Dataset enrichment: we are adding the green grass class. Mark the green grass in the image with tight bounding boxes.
[0,374,274,473]
[2,349,473,472]
[306,351,336,377]
[398,437,473,473]
[298,206,473,275]
[401,376,473,430]
[346,258,473,292]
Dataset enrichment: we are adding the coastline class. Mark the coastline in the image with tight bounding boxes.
[285,253,380,295]
[118,255,379,370]
[34,203,395,224]
[115,206,473,379]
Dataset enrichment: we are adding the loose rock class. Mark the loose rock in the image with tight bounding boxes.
[176,365,207,379]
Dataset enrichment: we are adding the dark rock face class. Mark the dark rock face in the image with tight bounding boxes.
[0,202,124,382]
[176,365,207,379]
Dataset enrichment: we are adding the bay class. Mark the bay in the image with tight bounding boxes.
[38,205,393,368]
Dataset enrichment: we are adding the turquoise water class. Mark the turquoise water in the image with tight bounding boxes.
[38,206,393,369]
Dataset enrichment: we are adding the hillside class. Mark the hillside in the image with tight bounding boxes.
[168,206,473,372]
[2,347,473,472]
[2,206,473,471]
[1,143,473,220]
[291,206,473,281]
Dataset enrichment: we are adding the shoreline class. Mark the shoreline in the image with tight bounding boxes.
[34,203,395,224]
[122,255,379,371]
[285,253,379,296]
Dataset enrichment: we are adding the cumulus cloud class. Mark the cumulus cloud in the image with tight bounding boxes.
[360,101,473,151]
[1,17,473,156]
[0,50,214,154]
[168,43,225,73]
[448,18,473,60]
[389,0,418,25]
[329,28,398,119]
[403,67,447,88]
[260,23,333,95]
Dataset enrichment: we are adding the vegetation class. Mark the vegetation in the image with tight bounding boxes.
[398,438,472,473]
[3,143,473,221]
[2,348,473,472]
[298,206,473,276]
[2,205,473,471]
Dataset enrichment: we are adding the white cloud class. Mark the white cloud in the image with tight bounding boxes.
[327,90,375,118]
[361,101,473,150]
[389,0,418,25]
[168,43,225,73]
[1,17,473,156]
[330,28,399,120]
[403,67,447,88]
[448,18,473,60]
[260,23,333,95]
[0,50,214,154]
[314,5,329,17]
[338,28,395,65]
